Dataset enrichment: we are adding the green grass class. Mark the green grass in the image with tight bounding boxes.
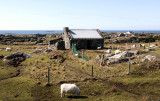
[0,42,160,101]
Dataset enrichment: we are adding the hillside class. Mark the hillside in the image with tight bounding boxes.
[0,41,160,101]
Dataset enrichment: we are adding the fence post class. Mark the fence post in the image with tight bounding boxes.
[128,59,131,74]
[92,65,93,77]
[48,67,50,84]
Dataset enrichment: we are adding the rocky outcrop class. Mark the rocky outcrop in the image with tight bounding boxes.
[4,52,30,67]
[149,44,158,48]
[142,55,158,62]
[107,57,134,65]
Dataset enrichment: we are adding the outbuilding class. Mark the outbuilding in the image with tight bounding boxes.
[63,27,104,49]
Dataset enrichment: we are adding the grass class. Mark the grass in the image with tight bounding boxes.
[0,41,160,101]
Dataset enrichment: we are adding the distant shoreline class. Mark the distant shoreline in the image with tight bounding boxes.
[0,30,160,34]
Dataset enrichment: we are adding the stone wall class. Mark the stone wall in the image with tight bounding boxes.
[48,38,65,50]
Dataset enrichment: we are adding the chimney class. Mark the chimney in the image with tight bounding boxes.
[63,27,69,34]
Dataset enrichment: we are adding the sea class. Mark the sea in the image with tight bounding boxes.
[0,30,160,34]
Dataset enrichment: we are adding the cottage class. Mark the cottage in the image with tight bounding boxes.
[63,27,104,49]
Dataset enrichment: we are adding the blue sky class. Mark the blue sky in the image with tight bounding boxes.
[0,0,160,30]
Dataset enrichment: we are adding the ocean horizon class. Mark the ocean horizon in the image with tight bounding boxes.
[0,30,160,34]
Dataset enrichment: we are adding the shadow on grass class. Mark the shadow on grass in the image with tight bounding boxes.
[67,96,88,99]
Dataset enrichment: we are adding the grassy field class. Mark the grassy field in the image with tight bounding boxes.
[0,42,160,101]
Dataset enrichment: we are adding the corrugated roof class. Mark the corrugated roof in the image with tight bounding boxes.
[69,29,103,39]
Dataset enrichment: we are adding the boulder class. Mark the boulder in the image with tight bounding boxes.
[107,58,133,65]
[107,59,120,65]
[4,52,30,60]
[6,47,12,52]
[130,50,139,55]
[4,52,29,67]
[149,44,158,48]
[44,49,52,53]
[145,49,156,51]
[142,55,158,62]
[140,44,145,47]
[115,50,121,54]
[109,51,133,59]
[105,54,112,57]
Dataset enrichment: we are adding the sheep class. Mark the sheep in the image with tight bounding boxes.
[6,47,12,52]
[97,46,101,50]
[115,50,121,54]
[106,49,111,54]
[61,84,80,97]
[75,53,79,57]
[132,45,136,48]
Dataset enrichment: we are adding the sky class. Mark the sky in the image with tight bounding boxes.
[0,0,160,30]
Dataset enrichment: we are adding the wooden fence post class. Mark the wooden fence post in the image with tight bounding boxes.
[128,59,131,74]
[48,67,50,84]
[92,65,93,77]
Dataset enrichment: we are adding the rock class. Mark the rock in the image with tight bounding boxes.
[137,54,145,58]
[145,49,156,51]
[140,44,145,47]
[6,47,12,52]
[109,51,133,59]
[105,54,112,57]
[142,55,158,62]
[130,62,136,64]
[108,54,122,59]
[115,50,121,54]
[118,33,125,37]
[107,59,120,65]
[0,49,3,51]
[4,52,30,60]
[149,44,158,48]
[130,50,139,55]
[7,57,26,67]
[36,47,43,51]
[107,58,132,65]
[4,52,30,67]
[44,49,52,53]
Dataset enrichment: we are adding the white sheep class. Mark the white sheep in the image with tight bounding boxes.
[132,45,136,48]
[75,53,79,57]
[115,50,121,54]
[61,84,80,97]
[6,47,12,52]
[97,46,101,50]
[106,49,111,54]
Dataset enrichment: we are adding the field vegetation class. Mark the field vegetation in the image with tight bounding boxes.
[0,40,160,101]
